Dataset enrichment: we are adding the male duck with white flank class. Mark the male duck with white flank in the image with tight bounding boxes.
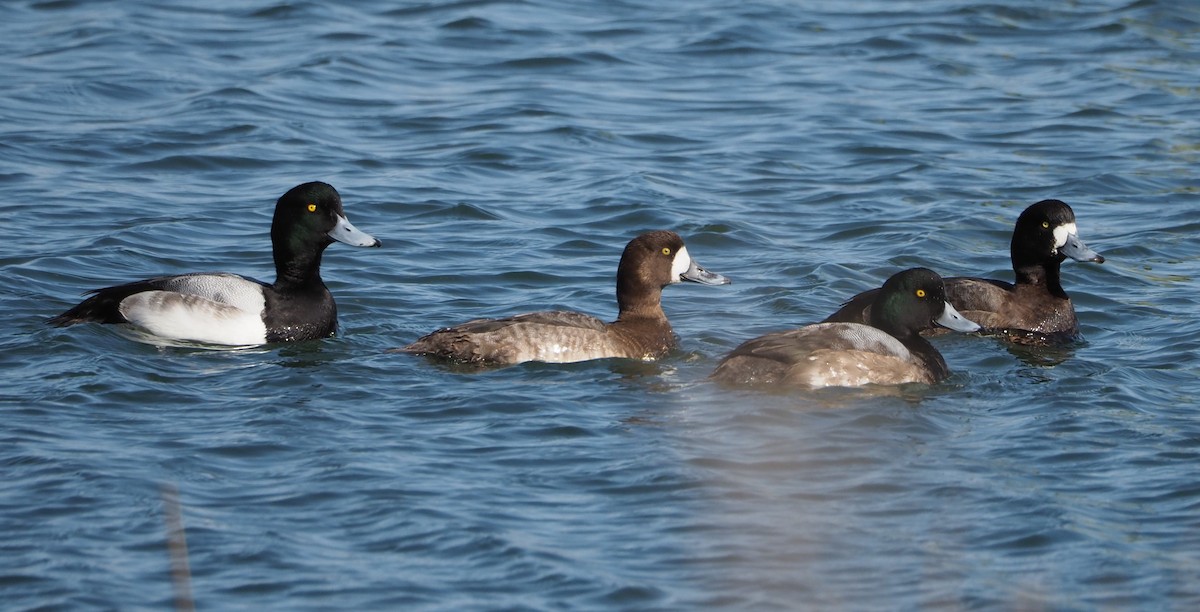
[48,182,381,346]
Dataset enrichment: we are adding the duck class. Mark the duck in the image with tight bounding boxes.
[710,268,979,388]
[823,199,1103,343]
[47,181,381,346]
[398,230,730,365]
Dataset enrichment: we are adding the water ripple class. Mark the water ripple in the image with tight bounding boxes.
[2,0,1200,609]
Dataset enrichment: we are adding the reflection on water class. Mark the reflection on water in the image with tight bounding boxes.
[1004,339,1079,369]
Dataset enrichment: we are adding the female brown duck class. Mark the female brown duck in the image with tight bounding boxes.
[400,230,730,365]
[824,200,1103,343]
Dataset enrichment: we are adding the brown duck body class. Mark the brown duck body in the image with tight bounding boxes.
[711,322,941,387]
[826,275,1077,337]
[824,200,1103,343]
[400,230,730,366]
[401,309,679,364]
[712,268,980,389]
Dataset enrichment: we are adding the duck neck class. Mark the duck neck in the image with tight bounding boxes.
[614,276,668,324]
[273,233,331,292]
[1012,256,1068,300]
[898,330,950,381]
[611,278,675,358]
[870,295,949,381]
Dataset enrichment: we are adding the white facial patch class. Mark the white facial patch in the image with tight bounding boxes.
[1053,222,1078,249]
[670,245,692,283]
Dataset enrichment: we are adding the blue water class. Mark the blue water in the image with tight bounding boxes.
[3,0,1199,609]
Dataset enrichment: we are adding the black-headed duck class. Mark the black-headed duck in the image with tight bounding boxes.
[711,268,979,388]
[48,182,381,346]
[824,199,1103,343]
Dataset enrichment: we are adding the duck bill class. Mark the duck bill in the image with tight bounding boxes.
[329,214,382,247]
[936,301,981,333]
[681,259,731,285]
[1060,233,1104,263]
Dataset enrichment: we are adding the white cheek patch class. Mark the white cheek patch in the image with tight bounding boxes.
[1053,222,1078,249]
[670,245,691,282]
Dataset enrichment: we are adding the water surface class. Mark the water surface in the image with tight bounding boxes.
[3,0,1199,609]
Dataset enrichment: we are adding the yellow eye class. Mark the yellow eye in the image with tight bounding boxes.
[661,247,671,255]
[915,289,926,298]
[307,204,317,213]
[1042,221,1050,228]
